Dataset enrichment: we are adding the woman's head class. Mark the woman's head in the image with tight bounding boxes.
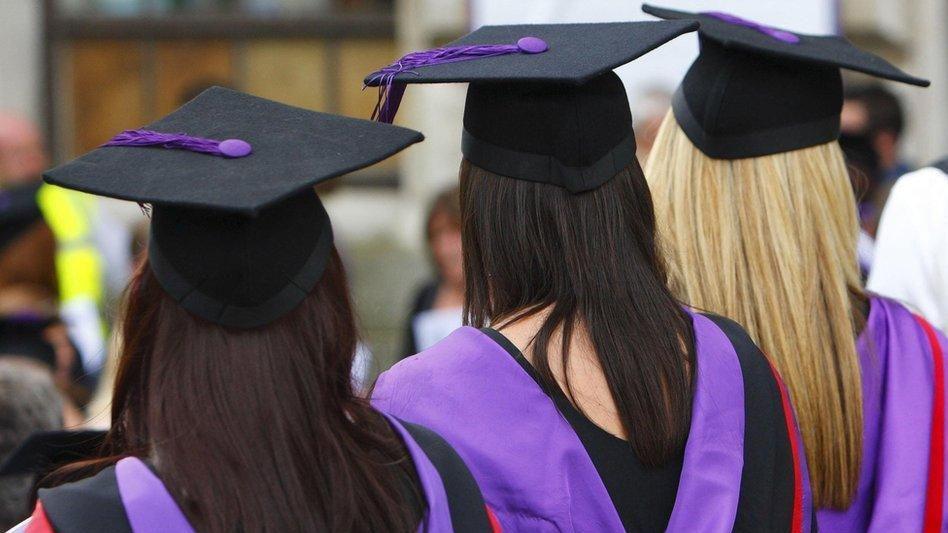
[0,221,57,306]
[459,157,694,466]
[645,110,864,508]
[89,247,419,531]
[425,186,463,288]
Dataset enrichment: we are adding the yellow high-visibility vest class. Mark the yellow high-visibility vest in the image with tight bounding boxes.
[35,183,104,307]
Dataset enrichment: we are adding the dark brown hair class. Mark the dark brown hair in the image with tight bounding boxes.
[0,221,57,299]
[47,249,422,532]
[460,158,695,466]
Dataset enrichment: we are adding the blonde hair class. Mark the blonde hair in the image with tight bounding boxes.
[645,111,864,509]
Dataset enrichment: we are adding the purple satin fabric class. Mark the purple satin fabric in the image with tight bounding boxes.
[373,312,753,531]
[114,427,452,533]
[382,414,455,532]
[115,457,194,533]
[817,296,948,531]
[667,313,745,531]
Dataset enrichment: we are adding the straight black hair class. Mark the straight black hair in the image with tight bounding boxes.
[460,158,695,466]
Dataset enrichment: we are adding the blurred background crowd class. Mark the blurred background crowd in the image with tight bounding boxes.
[0,0,946,528]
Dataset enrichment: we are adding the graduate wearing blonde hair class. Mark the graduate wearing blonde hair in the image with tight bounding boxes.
[642,6,944,532]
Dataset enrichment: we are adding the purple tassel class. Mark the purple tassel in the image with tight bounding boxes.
[703,12,801,44]
[102,130,253,158]
[366,36,549,123]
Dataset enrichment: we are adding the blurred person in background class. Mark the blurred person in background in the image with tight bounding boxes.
[400,186,464,359]
[842,84,911,183]
[0,162,93,405]
[868,157,948,332]
[0,113,110,384]
[0,359,65,530]
[840,84,911,239]
[644,7,942,531]
[835,130,881,274]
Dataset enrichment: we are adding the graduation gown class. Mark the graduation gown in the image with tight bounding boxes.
[373,311,813,532]
[818,296,948,531]
[15,416,496,533]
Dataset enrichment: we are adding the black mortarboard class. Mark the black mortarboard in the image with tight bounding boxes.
[642,4,930,160]
[0,182,43,253]
[0,430,106,477]
[364,21,697,193]
[44,87,423,328]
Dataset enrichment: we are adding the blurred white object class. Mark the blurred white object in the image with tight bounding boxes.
[412,306,463,352]
[867,164,948,331]
[858,229,875,273]
[60,298,106,374]
[351,342,373,395]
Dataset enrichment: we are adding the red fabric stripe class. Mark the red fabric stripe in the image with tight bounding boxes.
[916,316,944,533]
[25,502,55,533]
[486,505,502,533]
[768,362,804,532]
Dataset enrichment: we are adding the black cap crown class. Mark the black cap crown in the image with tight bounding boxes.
[44,88,423,327]
[643,4,930,159]
[365,21,697,192]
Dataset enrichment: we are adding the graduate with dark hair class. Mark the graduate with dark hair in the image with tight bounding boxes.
[367,22,813,532]
[641,7,943,531]
[11,88,496,533]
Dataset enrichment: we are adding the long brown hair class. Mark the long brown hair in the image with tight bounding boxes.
[460,159,695,466]
[48,250,422,532]
[646,112,865,508]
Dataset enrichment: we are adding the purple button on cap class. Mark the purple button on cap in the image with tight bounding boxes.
[219,139,252,158]
[517,37,548,54]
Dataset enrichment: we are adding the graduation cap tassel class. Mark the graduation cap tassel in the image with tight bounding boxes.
[366,37,550,123]
[701,12,801,44]
[103,129,253,158]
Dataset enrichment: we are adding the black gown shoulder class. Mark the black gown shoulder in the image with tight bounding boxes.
[35,419,493,533]
[700,313,815,533]
[38,465,132,533]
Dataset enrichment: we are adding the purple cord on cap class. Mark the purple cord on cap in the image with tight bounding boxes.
[365,37,549,123]
[102,130,253,158]
[703,11,801,44]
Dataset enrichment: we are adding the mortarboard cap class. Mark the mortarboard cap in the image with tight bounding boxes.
[642,4,930,160]
[44,87,423,328]
[0,430,106,477]
[364,21,698,193]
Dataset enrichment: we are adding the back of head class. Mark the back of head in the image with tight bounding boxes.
[845,84,905,138]
[0,113,47,187]
[0,183,57,301]
[83,250,421,532]
[0,359,62,529]
[645,111,864,508]
[37,88,428,531]
[460,156,695,467]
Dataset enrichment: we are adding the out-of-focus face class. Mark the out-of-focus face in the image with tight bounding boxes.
[0,114,47,187]
[840,99,869,136]
[428,211,464,288]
